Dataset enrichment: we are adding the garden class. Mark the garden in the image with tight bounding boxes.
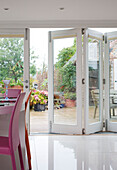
[0,37,77,113]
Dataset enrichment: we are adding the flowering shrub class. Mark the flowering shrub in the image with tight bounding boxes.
[31,90,48,105]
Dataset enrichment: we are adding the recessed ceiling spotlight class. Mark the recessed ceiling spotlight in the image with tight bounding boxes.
[4,8,9,11]
[59,7,64,10]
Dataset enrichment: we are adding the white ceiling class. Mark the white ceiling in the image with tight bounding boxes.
[0,0,117,27]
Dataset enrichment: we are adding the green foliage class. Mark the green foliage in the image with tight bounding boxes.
[0,38,24,82]
[55,38,76,93]
[30,49,39,77]
[0,38,38,82]
[16,79,23,86]
[55,38,76,69]
[41,79,48,90]
[2,79,23,87]
[60,62,76,92]
[30,64,37,77]
[0,81,5,93]
[55,37,98,94]
[0,87,5,94]
[29,77,35,89]
[0,81,4,85]
[64,92,76,100]
[9,83,16,87]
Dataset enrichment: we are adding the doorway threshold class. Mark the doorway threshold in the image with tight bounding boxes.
[30,132,50,135]
[92,131,117,135]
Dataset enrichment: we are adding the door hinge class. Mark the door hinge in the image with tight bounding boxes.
[103,79,106,84]
[82,78,85,84]
[49,31,51,43]
[105,119,108,131]
[25,28,28,40]
[50,121,52,130]
[103,121,105,127]
[104,35,107,44]
[82,28,85,35]
[82,128,85,134]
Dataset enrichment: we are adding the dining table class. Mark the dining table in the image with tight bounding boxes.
[0,98,17,106]
[0,97,28,169]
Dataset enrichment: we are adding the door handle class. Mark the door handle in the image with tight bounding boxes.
[82,78,85,84]
[25,85,28,88]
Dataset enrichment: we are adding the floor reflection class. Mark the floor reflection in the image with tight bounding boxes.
[29,135,117,170]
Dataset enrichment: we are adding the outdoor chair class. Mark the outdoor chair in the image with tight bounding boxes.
[4,89,21,98]
[0,92,25,170]
[25,91,32,170]
[109,89,117,117]
[91,89,99,118]
[91,89,117,118]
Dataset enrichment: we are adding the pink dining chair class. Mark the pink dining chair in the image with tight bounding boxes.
[0,92,25,170]
[4,89,21,98]
[25,91,32,170]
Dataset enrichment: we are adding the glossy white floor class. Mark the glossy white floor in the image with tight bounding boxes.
[29,135,117,170]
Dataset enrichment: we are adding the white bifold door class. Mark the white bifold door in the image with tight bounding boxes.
[84,29,103,134]
[48,29,82,134]
[105,31,117,132]
[84,29,117,134]
[48,28,117,135]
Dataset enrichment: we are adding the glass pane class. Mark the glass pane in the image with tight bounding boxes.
[109,39,117,122]
[0,37,24,96]
[88,38,100,124]
[53,37,77,125]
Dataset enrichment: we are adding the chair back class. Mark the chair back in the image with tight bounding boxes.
[9,92,25,150]
[5,89,21,98]
[25,91,32,112]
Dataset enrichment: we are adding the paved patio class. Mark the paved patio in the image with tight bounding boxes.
[30,106,101,133]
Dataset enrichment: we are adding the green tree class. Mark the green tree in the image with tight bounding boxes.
[55,38,76,92]
[55,37,97,93]
[30,49,39,77]
[0,38,24,82]
[30,64,37,77]
[0,38,38,82]
[60,62,76,92]
[55,38,76,69]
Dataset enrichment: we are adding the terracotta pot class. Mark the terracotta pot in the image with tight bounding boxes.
[8,85,23,91]
[65,99,76,107]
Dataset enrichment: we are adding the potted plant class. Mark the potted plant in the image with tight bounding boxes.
[9,80,23,91]
[64,92,76,107]
[31,90,48,111]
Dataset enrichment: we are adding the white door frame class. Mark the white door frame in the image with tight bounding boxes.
[84,29,103,134]
[24,28,30,133]
[48,28,82,134]
[105,31,117,132]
